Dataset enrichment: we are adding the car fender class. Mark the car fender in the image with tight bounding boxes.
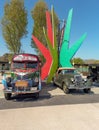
[62,80,70,88]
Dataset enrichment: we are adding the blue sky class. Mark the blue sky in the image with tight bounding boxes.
[0,0,99,60]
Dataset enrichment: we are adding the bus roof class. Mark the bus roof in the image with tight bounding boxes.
[12,54,39,62]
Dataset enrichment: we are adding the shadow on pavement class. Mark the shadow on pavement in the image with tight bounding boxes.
[0,83,99,110]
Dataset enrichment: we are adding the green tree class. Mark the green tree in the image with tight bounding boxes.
[1,0,27,54]
[71,57,85,65]
[31,0,59,62]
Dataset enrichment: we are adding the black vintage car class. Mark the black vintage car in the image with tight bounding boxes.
[88,65,99,82]
[53,67,92,94]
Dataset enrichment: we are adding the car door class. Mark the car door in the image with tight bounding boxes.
[58,70,64,87]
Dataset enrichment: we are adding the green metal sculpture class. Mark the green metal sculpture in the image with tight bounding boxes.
[59,9,87,67]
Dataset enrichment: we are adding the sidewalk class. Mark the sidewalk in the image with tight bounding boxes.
[0,103,99,130]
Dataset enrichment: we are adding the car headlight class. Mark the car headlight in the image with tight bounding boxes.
[83,78,87,82]
[71,78,74,82]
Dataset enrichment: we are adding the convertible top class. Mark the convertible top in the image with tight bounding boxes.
[58,67,75,71]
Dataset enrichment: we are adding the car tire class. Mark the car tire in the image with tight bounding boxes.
[84,88,91,93]
[52,78,56,86]
[4,93,12,100]
[53,81,56,86]
[62,83,69,94]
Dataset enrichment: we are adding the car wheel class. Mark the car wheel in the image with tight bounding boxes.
[53,81,56,86]
[4,93,12,100]
[84,88,91,93]
[52,78,56,86]
[62,83,69,94]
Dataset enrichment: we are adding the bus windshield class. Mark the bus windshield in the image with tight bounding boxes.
[11,54,40,70]
[13,62,24,69]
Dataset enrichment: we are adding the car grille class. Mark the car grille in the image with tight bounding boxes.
[74,75,82,82]
[14,87,30,92]
[74,75,84,87]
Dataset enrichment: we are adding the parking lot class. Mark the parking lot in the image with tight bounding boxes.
[0,80,99,109]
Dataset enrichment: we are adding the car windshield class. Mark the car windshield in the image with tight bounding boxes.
[62,69,77,74]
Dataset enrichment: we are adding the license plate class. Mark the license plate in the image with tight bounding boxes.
[15,80,28,87]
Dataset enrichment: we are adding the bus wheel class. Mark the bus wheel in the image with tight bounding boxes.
[34,92,39,99]
[4,93,12,100]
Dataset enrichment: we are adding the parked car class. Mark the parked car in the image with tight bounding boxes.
[88,64,99,83]
[3,54,41,100]
[53,67,92,93]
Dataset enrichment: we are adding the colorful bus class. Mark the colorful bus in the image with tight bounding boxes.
[3,54,41,100]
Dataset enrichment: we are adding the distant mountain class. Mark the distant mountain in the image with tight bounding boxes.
[84,59,99,64]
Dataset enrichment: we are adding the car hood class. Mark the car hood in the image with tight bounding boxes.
[62,73,81,79]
